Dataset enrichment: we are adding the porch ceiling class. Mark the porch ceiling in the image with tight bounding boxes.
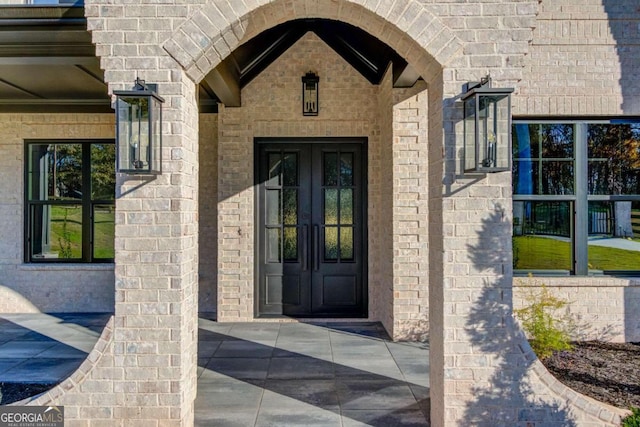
[200,19,422,111]
[0,5,110,113]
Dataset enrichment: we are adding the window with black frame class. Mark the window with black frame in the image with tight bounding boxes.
[512,120,640,275]
[25,140,115,263]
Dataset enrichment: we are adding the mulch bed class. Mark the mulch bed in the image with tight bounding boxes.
[542,341,640,409]
[0,382,54,405]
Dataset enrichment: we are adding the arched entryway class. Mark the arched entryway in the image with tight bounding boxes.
[189,15,444,340]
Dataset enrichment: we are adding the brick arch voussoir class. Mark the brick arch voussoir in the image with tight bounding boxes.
[162,0,463,85]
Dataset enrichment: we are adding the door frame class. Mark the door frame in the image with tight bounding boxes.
[253,137,369,318]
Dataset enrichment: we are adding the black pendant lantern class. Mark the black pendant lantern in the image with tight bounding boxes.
[114,78,164,174]
[462,76,513,173]
[302,72,319,116]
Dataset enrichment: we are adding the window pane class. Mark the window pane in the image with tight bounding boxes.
[31,204,82,260]
[266,189,280,225]
[284,227,297,261]
[513,161,573,195]
[588,160,618,195]
[512,124,574,195]
[588,201,640,271]
[283,189,297,225]
[540,161,574,195]
[513,201,572,270]
[325,227,338,260]
[541,124,574,158]
[283,153,297,187]
[340,153,353,186]
[340,189,353,225]
[91,144,116,200]
[341,227,354,260]
[324,153,338,186]
[588,124,640,195]
[28,143,82,201]
[513,123,540,159]
[93,204,115,259]
[513,160,538,195]
[324,189,338,225]
[268,153,281,186]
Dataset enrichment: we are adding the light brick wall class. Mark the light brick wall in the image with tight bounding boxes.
[216,104,253,321]
[516,0,640,115]
[392,84,430,341]
[198,113,218,314]
[0,113,115,313]
[373,65,394,335]
[515,277,640,343]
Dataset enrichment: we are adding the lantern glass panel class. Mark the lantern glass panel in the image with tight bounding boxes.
[150,96,162,174]
[302,74,319,116]
[463,96,477,172]
[117,96,151,173]
[478,94,511,171]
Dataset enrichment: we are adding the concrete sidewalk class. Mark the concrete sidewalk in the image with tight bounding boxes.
[0,314,430,426]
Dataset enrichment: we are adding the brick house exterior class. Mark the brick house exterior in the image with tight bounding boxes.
[0,0,639,425]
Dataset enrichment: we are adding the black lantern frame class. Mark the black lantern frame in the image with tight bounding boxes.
[302,72,319,116]
[462,76,513,173]
[114,78,164,174]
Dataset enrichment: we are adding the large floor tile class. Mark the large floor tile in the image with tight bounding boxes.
[267,356,335,380]
[336,379,419,410]
[341,409,430,427]
[204,357,271,380]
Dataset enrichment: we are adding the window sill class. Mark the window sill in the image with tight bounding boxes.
[19,263,114,272]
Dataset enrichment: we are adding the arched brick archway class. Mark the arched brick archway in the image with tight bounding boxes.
[162,0,462,87]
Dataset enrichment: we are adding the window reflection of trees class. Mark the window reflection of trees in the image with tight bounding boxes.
[47,144,82,199]
[513,124,574,195]
[588,124,640,195]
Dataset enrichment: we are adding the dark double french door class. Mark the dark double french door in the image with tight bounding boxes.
[256,139,367,317]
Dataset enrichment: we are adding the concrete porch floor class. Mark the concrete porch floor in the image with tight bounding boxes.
[0,313,430,426]
[197,317,430,427]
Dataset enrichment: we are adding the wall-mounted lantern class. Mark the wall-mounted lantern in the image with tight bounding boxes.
[462,75,513,173]
[113,78,164,174]
[302,72,319,116]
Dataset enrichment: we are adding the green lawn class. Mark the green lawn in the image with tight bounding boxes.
[514,235,572,270]
[50,205,114,259]
[514,235,640,271]
[50,206,82,258]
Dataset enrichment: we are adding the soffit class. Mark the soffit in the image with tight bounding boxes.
[200,19,422,110]
[0,5,110,113]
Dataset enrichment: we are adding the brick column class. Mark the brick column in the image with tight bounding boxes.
[110,74,199,426]
[83,2,199,425]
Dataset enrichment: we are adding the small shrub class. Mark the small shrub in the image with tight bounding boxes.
[622,407,640,427]
[514,282,573,360]
[58,208,73,259]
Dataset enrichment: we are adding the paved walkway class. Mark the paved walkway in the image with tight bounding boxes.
[0,314,430,426]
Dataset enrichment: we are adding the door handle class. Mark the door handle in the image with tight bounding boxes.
[302,225,308,271]
[313,225,319,271]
